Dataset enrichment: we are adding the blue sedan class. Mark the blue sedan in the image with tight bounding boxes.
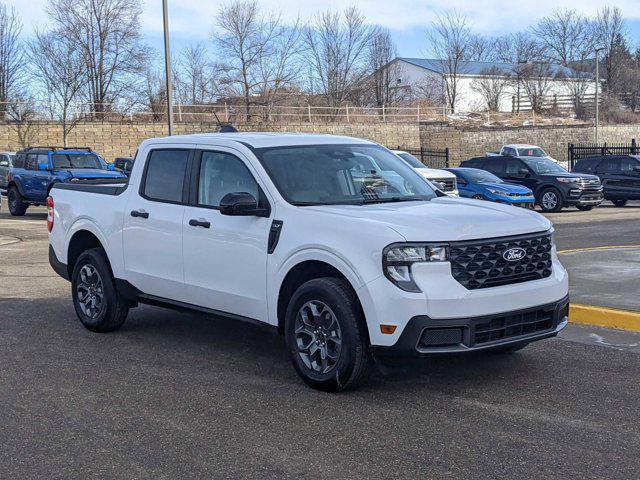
[445,167,535,209]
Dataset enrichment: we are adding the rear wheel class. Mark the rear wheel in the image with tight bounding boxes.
[71,248,129,333]
[576,205,593,211]
[612,199,627,207]
[538,188,563,213]
[285,277,372,392]
[8,186,27,216]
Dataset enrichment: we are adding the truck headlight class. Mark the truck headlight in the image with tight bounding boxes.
[487,188,507,195]
[383,243,448,292]
[556,177,580,183]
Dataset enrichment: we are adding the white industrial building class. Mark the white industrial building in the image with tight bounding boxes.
[387,57,597,113]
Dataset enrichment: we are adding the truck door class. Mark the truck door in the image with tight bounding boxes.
[181,148,272,322]
[595,157,622,198]
[619,156,640,199]
[122,147,192,302]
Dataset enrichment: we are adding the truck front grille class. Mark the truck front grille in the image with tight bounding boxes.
[432,177,457,192]
[449,232,553,290]
[472,307,555,345]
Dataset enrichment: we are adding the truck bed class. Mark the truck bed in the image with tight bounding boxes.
[52,181,128,196]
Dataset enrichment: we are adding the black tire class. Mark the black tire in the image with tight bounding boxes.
[8,186,27,216]
[284,277,372,392]
[538,187,563,213]
[71,248,129,333]
[487,342,529,354]
[472,194,484,200]
[576,205,593,211]
[612,199,627,207]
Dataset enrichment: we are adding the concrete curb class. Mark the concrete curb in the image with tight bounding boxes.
[570,304,640,332]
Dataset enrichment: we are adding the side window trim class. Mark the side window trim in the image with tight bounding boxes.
[189,148,270,212]
[138,147,194,205]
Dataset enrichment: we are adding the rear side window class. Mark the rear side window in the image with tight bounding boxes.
[619,157,639,172]
[482,158,505,175]
[461,158,484,168]
[595,158,618,174]
[13,153,25,168]
[142,149,189,203]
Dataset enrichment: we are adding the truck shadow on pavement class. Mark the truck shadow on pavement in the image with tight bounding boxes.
[1,296,546,395]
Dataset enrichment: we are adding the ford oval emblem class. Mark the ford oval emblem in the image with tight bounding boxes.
[503,247,526,262]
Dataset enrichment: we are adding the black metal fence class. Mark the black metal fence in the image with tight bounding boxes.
[568,139,638,169]
[395,146,450,168]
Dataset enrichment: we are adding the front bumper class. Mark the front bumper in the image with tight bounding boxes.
[371,295,569,357]
[564,187,603,206]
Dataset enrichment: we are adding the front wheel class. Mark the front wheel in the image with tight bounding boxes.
[71,248,129,333]
[612,199,627,207]
[576,205,593,211]
[285,277,372,392]
[8,186,27,216]
[472,194,484,200]
[538,188,563,213]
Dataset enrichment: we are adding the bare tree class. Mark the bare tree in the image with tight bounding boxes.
[365,27,401,108]
[427,12,471,113]
[303,7,373,111]
[214,0,300,121]
[595,6,625,90]
[141,66,167,121]
[46,0,147,115]
[532,9,596,113]
[30,31,87,146]
[471,67,510,111]
[176,43,217,106]
[6,95,40,148]
[467,34,497,62]
[521,62,553,113]
[0,5,25,116]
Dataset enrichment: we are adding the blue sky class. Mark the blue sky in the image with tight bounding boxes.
[6,0,640,59]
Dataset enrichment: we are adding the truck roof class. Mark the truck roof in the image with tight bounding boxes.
[140,132,376,149]
[504,144,541,149]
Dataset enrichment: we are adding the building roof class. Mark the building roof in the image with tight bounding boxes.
[397,57,587,78]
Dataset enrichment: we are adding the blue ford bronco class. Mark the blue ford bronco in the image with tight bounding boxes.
[7,146,127,216]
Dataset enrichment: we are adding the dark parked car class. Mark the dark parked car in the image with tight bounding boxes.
[572,155,640,207]
[0,151,15,192]
[460,155,603,212]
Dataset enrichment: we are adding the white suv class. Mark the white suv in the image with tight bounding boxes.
[48,133,569,391]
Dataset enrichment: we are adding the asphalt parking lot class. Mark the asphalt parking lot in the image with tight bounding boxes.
[2,200,640,479]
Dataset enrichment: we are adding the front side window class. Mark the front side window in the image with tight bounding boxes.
[198,151,259,207]
[595,158,617,174]
[142,149,189,203]
[26,154,39,170]
[254,144,436,205]
[504,158,527,174]
[619,157,639,172]
[52,153,103,169]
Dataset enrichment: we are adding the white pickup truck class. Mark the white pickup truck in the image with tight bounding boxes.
[48,133,569,391]
[487,144,569,170]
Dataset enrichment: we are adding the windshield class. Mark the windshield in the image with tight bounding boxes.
[522,158,567,174]
[52,153,103,169]
[255,144,437,205]
[460,169,503,183]
[517,147,547,157]
[397,152,425,169]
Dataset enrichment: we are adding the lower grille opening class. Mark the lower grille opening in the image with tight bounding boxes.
[419,328,463,347]
[473,310,554,345]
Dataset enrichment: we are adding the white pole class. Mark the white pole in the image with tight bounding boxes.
[595,48,602,144]
[162,0,174,135]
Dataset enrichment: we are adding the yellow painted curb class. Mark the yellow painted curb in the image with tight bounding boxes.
[570,304,640,332]
[558,245,640,255]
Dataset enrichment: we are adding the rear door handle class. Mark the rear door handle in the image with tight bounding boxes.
[189,218,211,229]
[130,209,149,219]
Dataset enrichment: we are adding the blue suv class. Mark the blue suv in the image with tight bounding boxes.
[7,146,126,216]
[445,167,535,209]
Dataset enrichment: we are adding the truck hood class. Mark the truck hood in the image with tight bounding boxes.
[539,172,599,181]
[415,167,455,179]
[63,169,126,179]
[303,196,551,242]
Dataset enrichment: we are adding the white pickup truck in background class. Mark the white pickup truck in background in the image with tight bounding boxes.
[486,144,569,170]
[392,150,459,196]
[48,133,569,391]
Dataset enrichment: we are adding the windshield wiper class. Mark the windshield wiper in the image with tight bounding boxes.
[360,196,426,204]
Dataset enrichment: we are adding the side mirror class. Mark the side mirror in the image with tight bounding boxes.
[0,160,8,167]
[219,192,269,217]
[38,163,50,171]
[107,163,116,171]
[518,168,530,176]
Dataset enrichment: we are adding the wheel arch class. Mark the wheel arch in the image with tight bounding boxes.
[276,259,366,337]
[66,228,110,279]
[7,180,25,197]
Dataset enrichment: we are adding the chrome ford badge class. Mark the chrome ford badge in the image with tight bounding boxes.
[503,247,526,262]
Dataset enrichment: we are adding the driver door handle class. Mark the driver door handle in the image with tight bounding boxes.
[189,218,211,229]
[130,209,149,219]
